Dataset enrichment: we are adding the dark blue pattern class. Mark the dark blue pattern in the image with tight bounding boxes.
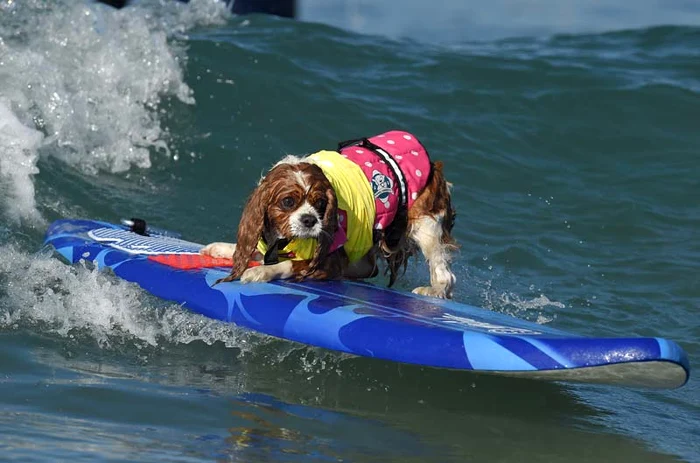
[307,295,349,315]
[338,316,472,369]
[235,293,307,336]
[492,336,564,370]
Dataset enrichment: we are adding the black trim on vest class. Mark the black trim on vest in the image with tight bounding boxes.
[337,138,409,208]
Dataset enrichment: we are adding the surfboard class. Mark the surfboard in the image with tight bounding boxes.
[43,218,690,389]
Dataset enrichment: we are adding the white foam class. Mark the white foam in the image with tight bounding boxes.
[0,0,229,223]
[0,244,254,350]
[494,292,562,324]
[500,293,565,311]
[471,273,562,324]
[0,100,44,224]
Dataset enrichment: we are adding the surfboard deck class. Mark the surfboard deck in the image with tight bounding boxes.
[43,219,690,389]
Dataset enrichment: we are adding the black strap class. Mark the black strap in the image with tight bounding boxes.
[263,238,290,265]
[337,138,409,208]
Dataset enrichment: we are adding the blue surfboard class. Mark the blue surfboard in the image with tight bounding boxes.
[43,219,690,389]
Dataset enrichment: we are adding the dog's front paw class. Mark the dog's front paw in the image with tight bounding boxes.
[240,266,274,283]
[412,286,451,299]
[201,242,236,259]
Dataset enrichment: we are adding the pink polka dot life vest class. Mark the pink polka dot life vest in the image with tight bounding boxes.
[337,130,431,231]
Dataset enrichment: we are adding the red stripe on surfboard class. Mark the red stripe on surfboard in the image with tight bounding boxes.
[147,254,261,270]
[148,254,233,270]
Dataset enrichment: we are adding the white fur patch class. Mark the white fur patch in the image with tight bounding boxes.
[289,201,322,238]
[273,154,304,167]
[409,213,456,299]
[293,171,309,191]
[269,155,311,190]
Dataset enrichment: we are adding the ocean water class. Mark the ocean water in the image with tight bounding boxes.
[1,0,699,461]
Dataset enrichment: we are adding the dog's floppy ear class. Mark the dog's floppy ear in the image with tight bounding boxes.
[306,187,338,276]
[219,180,272,283]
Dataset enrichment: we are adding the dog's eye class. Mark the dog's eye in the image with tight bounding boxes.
[280,197,296,210]
[315,198,327,211]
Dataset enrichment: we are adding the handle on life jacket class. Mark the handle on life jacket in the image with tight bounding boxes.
[337,137,371,151]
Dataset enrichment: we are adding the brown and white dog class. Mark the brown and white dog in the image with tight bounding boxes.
[202,130,457,298]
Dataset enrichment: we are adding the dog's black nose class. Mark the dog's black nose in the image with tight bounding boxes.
[301,214,318,228]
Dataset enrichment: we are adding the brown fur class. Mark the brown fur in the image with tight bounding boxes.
[219,162,338,283]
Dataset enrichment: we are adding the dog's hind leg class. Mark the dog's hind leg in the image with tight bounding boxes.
[409,213,456,299]
[405,161,457,299]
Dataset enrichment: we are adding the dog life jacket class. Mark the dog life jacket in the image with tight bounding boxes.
[256,130,431,264]
[337,130,431,230]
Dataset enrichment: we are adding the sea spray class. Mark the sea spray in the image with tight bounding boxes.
[0,0,229,223]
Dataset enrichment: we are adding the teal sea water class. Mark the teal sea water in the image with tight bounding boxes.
[1,0,699,461]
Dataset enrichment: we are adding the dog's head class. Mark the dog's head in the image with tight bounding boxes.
[228,158,338,280]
